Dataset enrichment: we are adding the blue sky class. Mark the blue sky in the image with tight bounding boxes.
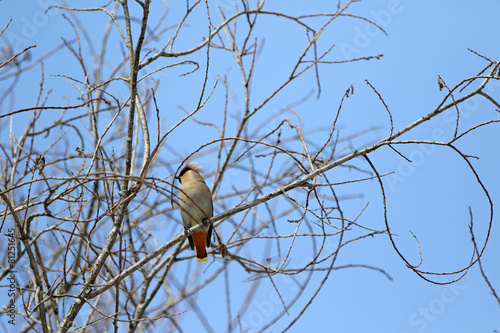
[1,1,499,332]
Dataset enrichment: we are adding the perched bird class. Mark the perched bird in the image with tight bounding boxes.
[176,162,213,262]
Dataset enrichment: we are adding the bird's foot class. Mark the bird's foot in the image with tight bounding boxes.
[201,218,211,227]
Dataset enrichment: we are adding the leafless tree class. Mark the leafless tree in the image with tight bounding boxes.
[0,1,498,332]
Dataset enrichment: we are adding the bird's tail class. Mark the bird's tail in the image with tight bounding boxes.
[192,231,208,262]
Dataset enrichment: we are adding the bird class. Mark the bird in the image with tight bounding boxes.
[176,162,213,262]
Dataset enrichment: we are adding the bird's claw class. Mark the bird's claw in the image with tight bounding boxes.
[201,218,211,227]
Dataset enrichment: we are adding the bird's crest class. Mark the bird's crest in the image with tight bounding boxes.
[179,162,203,177]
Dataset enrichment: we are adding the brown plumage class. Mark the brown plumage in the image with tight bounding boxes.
[176,162,213,262]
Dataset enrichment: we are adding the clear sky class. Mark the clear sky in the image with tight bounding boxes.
[1,1,499,333]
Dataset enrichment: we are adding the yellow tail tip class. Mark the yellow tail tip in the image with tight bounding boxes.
[196,256,208,262]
